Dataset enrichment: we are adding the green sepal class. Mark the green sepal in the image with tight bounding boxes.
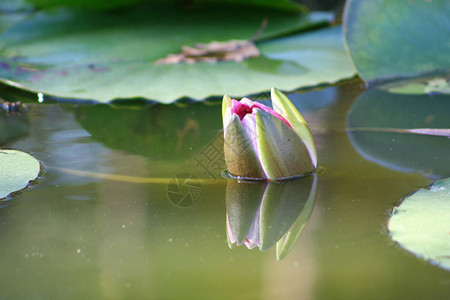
[224,114,265,178]
[255,109,314,179]
[276,174,317,260]
[222,94,232,128]
[271,87,317,167]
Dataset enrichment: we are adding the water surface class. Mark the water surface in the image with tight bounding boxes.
[1,82,449,299]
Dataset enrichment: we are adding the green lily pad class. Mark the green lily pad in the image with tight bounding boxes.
[344,0,450,83]
[388,178,450,271]
[0,0,33,11]
[347,82,450,179]
[26,0,305,12]
[0,149,41,199]
[0,0,33,34]
[0,5,355,103]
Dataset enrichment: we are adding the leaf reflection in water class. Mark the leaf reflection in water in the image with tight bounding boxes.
[347,84,450,179]
[0,103,29,146]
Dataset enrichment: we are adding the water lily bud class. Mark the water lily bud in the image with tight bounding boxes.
[222,88,317,180]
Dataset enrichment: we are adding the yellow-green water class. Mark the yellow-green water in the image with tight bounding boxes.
[1,82,449,299]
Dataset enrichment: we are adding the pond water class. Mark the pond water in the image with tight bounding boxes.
[1,81,449,299]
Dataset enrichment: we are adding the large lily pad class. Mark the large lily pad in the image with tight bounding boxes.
[0,6,356,103]
[388,178,450,271]
[0,0,33,34]
[347,81,450,179]
[26,0,305,12]
[0,149,40,199]
[344,0,450,83]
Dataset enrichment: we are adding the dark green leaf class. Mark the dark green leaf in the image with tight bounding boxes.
[344,0,450,83]
[0,6,355,103]
[26,0,305,12]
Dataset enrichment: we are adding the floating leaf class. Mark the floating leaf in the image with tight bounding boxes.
[0,149,40,199]
[388,178,450,271]
[344,0,450,83]
[0,6,355,103]
[26,0,306,12]
[347,82,450,179]
[0,0,33,34]
[0,0,33,11]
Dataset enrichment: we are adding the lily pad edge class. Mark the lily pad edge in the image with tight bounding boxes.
[0,148,44,201]
[387,177,450,272]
